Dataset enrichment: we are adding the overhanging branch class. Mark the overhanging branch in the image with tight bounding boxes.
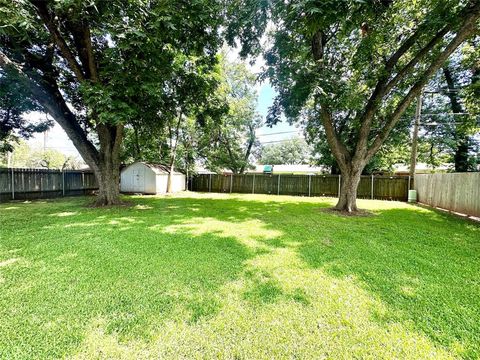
[30,0,86,81]
[366,3,480,160]
[0,50,99,166]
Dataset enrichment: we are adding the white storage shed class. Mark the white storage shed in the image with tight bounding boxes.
[120,162,185,194]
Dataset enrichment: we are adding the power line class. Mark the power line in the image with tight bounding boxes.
[256,130,301,137]
[260,138,305,144]
[424,87,467,94]
[421,112,470,116]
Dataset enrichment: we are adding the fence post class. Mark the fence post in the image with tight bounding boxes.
[82,172,85,195]
[277,174,281,195]
[62,170,65,196]
[21,170,25,198]
[230,174,233,193]
[308,174,312,197]
[252,173,255,194]
[208,173,212,192]
[371,174,374,200]
[40,170,43,197]
[11,167,15,200]
[338,175,341,197]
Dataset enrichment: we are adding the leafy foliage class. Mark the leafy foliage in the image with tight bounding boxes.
[260,137,312,165]
[417,46,480,171]
[2,140,83,169]
[0,0,227,203]
[203,57,262,173]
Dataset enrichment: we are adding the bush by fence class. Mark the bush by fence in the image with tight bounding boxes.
[191,174,410,201]
[0,168,98,202]
[414,172,480,218]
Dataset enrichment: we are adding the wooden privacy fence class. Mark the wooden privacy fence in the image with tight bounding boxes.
[415,172,480,217]
[0,168,98,202]
[191,174,410,201]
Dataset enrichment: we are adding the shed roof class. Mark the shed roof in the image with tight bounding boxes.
[125,162,183,175]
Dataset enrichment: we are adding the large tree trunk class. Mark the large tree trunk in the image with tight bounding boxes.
[95,159,121,205]
[335,164,364,212]
[92,124,123,206]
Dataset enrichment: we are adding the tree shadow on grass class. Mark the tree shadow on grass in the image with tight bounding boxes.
[298,204,480,358]
[1,194,335,358]
[0,197,276,358]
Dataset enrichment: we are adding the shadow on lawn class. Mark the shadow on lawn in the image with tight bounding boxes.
[1,194,479,357]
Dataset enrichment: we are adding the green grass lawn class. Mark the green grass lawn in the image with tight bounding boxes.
[0,193,479,359]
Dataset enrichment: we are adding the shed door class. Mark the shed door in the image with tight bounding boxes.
[132,168,145,192]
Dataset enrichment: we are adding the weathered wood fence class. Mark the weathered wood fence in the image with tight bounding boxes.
[414,172,480,218]
[0,168,98,202]
[191,174,410,201]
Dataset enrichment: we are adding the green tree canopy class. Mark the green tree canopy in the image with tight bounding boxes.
[260,137,311,165]
[203,57,262,173]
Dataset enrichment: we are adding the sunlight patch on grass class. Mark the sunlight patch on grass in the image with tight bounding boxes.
[2,206,19,210]
[0,258,19,267]
[159,217,283,250]
[133,204,153,210]
[51,212,78,217]
[71,261,456,359]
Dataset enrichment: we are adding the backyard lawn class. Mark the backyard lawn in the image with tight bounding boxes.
[0,193,479,359]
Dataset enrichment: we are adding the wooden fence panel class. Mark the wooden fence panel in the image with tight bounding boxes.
[415,173,480,217]
[253,174,280,195]
[231,174,254,193]
[358,176,373,198]
[279,175,309,196]
[191,174,209,192]
[310,175,339,197]
[374,176,409,200]
[0,168,98,202]
[210,174,230,193]
[191,173,409,201]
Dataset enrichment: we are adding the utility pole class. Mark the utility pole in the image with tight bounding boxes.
[409,92,423,178]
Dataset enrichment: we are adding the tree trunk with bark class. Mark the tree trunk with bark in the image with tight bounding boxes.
[335,165,363,212]
[3,58,125,206]
[93,124,123,205]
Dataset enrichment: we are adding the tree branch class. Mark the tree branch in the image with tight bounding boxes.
[383,26,450,95]
[366,4,480,160]
[30,0,86,81]
[355,24,450,158]
[319,106,351,171]
[0,50,99,167]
